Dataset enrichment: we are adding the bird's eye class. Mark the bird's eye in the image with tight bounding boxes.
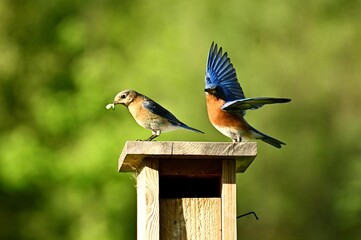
[211,87,219,94]
[121,94,126,99]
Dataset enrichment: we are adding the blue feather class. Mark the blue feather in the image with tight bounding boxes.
[143,99,204,133]
[221,97,291,112]
[143,100,180,124]
[206,42,245,101]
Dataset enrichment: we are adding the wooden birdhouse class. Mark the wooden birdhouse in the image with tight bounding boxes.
[118,141,257,239]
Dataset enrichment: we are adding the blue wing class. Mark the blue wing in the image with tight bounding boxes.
[143,99,181,124]
[205,42,245,101]
[143,98,204,133]
[221,97,291,112]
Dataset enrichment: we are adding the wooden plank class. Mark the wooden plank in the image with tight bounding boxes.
[119,141,257,173]
[221,159,237,240]
[137,159,159,240]
[160,198,221,240]
[159,158,222,176]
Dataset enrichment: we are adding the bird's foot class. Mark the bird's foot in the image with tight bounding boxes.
[146,135,158,141]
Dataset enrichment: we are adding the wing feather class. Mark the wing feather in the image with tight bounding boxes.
[143,99,181,124]
[222,97,291,112]
[205,42,245,101]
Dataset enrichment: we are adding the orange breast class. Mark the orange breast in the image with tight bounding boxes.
[128,97,147,119]
[128,96,171,130]
[206,94,249,130]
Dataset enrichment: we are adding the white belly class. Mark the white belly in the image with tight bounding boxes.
[212,124,252,141]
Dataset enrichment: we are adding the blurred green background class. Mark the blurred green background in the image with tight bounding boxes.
[0,0,360,239]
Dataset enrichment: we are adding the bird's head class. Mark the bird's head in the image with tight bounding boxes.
[204,84,226,100]
[113,89,137,107]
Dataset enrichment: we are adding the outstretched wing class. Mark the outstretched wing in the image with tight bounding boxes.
[205,42,245,101]
[221,97,291,112]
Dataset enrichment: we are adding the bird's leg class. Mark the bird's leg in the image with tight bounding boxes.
[232,137,242,142]
[145,130,160,141]
[146,134,157,141]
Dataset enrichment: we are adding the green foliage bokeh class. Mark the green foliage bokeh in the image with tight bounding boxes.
[0,0,360,239]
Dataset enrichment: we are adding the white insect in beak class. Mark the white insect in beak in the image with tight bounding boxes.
[106,103,115,110]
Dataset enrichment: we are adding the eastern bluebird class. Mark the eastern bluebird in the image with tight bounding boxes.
[204,42,291,148]
[106,89,204,141]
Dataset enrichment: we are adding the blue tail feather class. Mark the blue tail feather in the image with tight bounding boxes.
[251,127,285,148]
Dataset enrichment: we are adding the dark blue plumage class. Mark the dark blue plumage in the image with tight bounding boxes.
[222,97,291,112]
[143,100,180,125]
[206,42,245,101]
[204,42,291,148]
[142,98,204,133]
[206,42,291,115]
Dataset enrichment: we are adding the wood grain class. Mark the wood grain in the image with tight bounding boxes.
[119,141,257,173]
[159,158,222,176]
[119,142,253,239]
[222,159,237,240]
[137,159,159,240]
[160,198,221,240]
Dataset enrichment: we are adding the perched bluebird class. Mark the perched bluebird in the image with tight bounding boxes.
[106,89,204,141]
[204,42,291,148]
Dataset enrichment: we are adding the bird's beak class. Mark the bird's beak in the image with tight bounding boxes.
[205,87,213,92]
[113,100,126,106]
[204,87,216,94]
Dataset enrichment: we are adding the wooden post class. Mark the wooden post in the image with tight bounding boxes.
[137,159,159,239]
[222,159,237,240]
[119,141,257,240]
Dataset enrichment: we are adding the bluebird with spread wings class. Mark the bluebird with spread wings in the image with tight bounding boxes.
[204,42,291,148]
[107,89,204,141]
